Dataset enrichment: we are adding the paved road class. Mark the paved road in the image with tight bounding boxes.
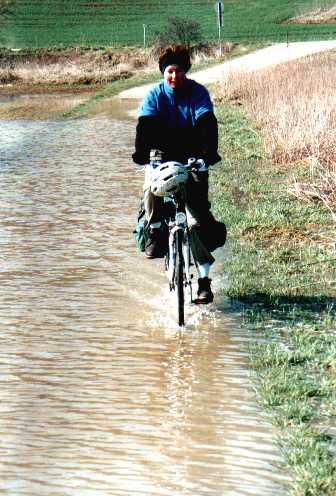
[119,40,336,100]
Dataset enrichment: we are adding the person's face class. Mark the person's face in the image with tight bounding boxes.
[164,64,186,90]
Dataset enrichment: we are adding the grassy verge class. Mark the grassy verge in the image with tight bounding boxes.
[211,102,336,495]
[60,72,159,119]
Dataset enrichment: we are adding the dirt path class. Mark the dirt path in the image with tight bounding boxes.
[119,40,336,100]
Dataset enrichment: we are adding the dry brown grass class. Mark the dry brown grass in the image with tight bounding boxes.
[0,42,233,87]
[214,50,336,218]
[287,5,336,24]
[289,168,336,221]
[191,42,235,65]
[0,47,157,86]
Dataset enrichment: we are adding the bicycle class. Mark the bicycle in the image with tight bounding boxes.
[148,154,208,326]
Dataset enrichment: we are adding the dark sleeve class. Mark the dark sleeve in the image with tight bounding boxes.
[132,115,164,165]
[195,111,221,166]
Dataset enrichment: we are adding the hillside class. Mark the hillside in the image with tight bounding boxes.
[0,0,335,48]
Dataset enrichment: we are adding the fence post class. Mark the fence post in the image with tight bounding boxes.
[143,24,147,48]
[215,2,224,56]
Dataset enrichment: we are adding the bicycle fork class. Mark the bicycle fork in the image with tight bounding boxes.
[166,224,193,303]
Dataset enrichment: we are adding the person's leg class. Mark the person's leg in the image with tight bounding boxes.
[143,166,164,224]
[186,170,227,251]
[185,172,214,303]
[143,186,164,226]
[185,170,214,265]
[143,171,167,258]
[185,170,211,218]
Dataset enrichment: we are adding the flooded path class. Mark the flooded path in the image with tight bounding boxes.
[0,100,288,495]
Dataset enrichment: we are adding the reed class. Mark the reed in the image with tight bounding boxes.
[214,50,336,219]
[0,47,156,86]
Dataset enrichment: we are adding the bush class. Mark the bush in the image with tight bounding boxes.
[0,67,19,83]
[155,17,203,51]
[0,0,15,18]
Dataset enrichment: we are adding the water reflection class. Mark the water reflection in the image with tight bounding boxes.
[0,92,88,119]
[0,111,289,495]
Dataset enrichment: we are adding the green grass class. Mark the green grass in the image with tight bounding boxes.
[212,103,335,301]
[0,0,335,48]
[250,315,336,495]
[211,101,336,494]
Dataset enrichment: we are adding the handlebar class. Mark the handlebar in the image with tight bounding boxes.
[149,157,208,173]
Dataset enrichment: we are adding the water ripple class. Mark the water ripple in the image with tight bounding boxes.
[0,113,289,495]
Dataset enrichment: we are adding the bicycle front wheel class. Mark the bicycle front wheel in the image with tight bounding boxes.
[175,229,184,326]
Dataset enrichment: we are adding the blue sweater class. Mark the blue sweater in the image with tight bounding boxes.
[133,78,220,165]
[139,79,214,129]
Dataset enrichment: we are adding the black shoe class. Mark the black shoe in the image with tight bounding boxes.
[145,226,167,259]
[196,277,214,304]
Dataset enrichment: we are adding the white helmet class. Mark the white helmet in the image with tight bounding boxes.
[150,161,188,197]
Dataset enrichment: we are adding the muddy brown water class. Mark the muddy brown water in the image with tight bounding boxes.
[0,97,289,495]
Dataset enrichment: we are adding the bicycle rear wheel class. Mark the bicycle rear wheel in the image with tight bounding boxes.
[175,229,184,326]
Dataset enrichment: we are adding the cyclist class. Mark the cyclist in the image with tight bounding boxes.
[132,44,226,304]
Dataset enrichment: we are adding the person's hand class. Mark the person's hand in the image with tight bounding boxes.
[132,151,148,165]
[188,158,208,172]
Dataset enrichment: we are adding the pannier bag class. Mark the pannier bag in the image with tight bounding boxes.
[133,198,174,253]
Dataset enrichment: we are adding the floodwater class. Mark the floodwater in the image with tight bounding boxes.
[0,98,289,495]
[0,91,89,120]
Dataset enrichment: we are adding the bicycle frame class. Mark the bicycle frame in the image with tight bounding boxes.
[165,191,193,304]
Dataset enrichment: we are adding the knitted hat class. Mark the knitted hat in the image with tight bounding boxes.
[159,45,192,74]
